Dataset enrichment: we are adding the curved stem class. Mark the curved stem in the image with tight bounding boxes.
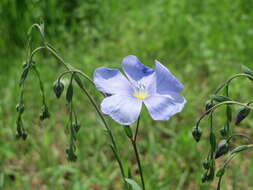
[196,101,253,128]
[27,28,126,187]
[214,73,253,95]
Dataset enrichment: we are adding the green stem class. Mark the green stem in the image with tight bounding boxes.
[214,73,253,95]
[196,100,253,128]
[27,25,126,187]
[131,116,145,190]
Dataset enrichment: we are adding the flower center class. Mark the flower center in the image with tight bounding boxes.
[133,84,149,100]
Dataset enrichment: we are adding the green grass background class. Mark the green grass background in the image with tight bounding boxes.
[1,0,253,189]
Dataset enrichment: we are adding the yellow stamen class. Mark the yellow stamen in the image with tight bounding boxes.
[134,91,149,100]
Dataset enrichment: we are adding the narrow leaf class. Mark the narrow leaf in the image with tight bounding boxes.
[125,178,142,190]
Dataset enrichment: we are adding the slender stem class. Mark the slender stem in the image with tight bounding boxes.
[196,100,253,128]
[214,73,253,95]
[131,116,145,190]
[27,27,126,187]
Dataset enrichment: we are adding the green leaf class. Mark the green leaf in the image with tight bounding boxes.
[125,178,142,190]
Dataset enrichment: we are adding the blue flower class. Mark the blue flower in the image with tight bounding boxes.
[93,55,186,125]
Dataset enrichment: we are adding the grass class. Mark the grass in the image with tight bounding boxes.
[1,0,253,189]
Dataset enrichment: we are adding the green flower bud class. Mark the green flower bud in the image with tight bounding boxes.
[205,100,214,114]
[66,83,73,103]
[16,104,25,114]
[40,106,50,121]
[66,148,77,162]
[53,81,64,98]
[202,159,210,170]
[211,95,230,103]
[215,139,229,159]
[219,126,228,137]
[216,168,225,177]
[235,107,250,125]
[201,172,208,183]
[192,126,202,142]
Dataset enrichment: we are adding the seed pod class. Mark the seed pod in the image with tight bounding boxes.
[53,81,64,98]
[235,107,250,125]
[215,139,229,159]
[192,126,202,142]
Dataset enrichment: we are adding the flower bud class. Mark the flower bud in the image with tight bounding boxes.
[219,126,228,137]
[16,104,25,114]
[66,148,77,162]
[216,168,225,177]
[201,172,208,183]
[192,126,202,142]
[202,159,210,170]
[74,123,81,133]
[241,65,253,81]
[40,107,50,121]
[205,100,214,114]
[211,95,230,103]
[215,139,229,159]
[53,81,64,98]
[235,107,250,125]
[66,83,73,103]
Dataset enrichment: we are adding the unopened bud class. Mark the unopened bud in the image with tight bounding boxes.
[53,81,64,98]
[205,100,214,114]
[192,126,202,142]
[235,107,250,125]
[215,139,229,159]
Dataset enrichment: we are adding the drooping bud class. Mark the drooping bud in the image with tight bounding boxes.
[241,65,253,81]
[211,95,230,103]
[202,159,210,170]
[192,126,202,142]
[66,83,73,103]
[215,139,229,159]
[201,172,208,183]
[40,106,50,121]
[219,125,228,137]
[205,100,214,114]
[216,168,225,177]
[73,123,81,133]
[235,107,250,125]
[16,104,25,114]
[53,81,64,98]
[66,148,77,162]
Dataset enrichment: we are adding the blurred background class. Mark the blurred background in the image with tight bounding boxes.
[1,0,253,189]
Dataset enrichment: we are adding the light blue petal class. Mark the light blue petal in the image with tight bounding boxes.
[101,95,142,125]
[94,67,133,95]
[122,55,154,82]
[144,93,186,120]
[155,60,184,94]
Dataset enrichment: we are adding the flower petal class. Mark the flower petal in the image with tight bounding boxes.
[101,95,142,125]
[94,67,133,95]
[122,55,154,82]
[155,60,184,94]
[144,93,186,120]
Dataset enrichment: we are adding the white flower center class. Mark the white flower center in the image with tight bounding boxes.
[133,84,149,100]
